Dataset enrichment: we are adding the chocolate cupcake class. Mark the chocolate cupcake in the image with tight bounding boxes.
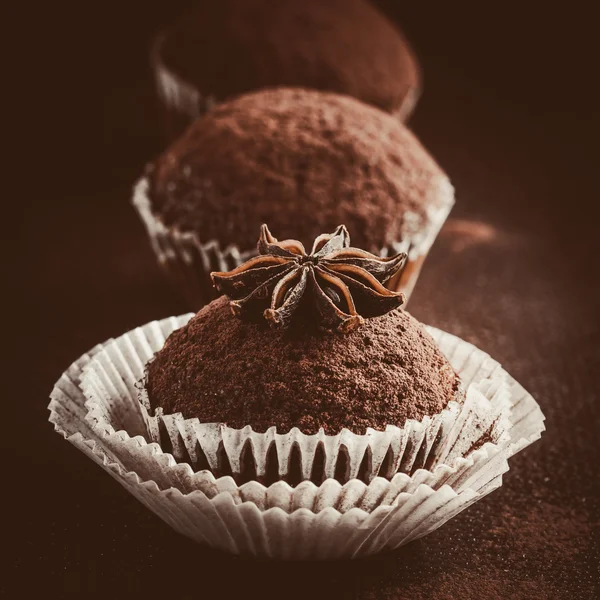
[153,0,421,139]
[139,225,510,485]
[50,225,544,558]
[133,87,455,308]
[145,297,470,483]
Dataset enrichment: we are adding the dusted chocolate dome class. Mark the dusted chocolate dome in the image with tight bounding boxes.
[148,87,451,254]
[146,296,460,435]
[159,0,420,116]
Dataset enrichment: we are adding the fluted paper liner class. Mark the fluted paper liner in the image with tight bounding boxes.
[132,177,455,308]
[49,316,543,558]
[151,32,218,141]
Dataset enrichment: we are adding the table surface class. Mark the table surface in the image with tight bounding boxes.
[6,2,599,598]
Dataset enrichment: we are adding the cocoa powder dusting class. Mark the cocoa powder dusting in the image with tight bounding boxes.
[160,0,419,114]
[148,87,449,253]
[146,296,459,434]
[357,497,597,600]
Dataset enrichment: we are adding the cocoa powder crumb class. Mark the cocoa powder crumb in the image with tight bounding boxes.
[146,296,460,434]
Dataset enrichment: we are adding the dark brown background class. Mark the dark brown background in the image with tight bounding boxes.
[5,1,599,598]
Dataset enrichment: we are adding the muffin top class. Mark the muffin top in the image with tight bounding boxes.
[159,0,419,115]
[148,88,452,253]
[146,296,460,435]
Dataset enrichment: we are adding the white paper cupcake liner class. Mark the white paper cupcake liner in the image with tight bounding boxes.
[132,177,455,309]
[48,316,543,558]
[67,432,487,559]
[56,421,492,559]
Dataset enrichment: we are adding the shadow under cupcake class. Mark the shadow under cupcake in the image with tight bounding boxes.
[49,225,544,559]
[152,0,421,140]
[133,87,454,309]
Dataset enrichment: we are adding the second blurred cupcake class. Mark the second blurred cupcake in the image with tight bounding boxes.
[133,87,454,308]
[153,0,421,139]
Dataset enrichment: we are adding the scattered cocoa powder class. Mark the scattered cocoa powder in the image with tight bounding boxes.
[355,497,598,600]
[478,499,593,572]
[363,570,562,600]
[146,296,460,434]
[148,87,450,253]
[160,0,419,114]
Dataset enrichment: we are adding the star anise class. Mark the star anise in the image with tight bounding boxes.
[211,225,407,332]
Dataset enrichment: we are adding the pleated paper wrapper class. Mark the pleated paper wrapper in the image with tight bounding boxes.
[131,177,455,309]
[151,32,218,141]
[49,316,544,559]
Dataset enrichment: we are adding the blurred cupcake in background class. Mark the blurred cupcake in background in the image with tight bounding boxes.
[133,87,455,308]
[153,0,421,139]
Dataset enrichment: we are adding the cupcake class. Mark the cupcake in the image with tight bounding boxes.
[49,225,545,559]
[153,0,421,139]
[143,224,506,484]
[133,87,455,308]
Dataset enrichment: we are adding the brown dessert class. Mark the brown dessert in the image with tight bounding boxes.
[147,87,450,254]
[155,0,420,130]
